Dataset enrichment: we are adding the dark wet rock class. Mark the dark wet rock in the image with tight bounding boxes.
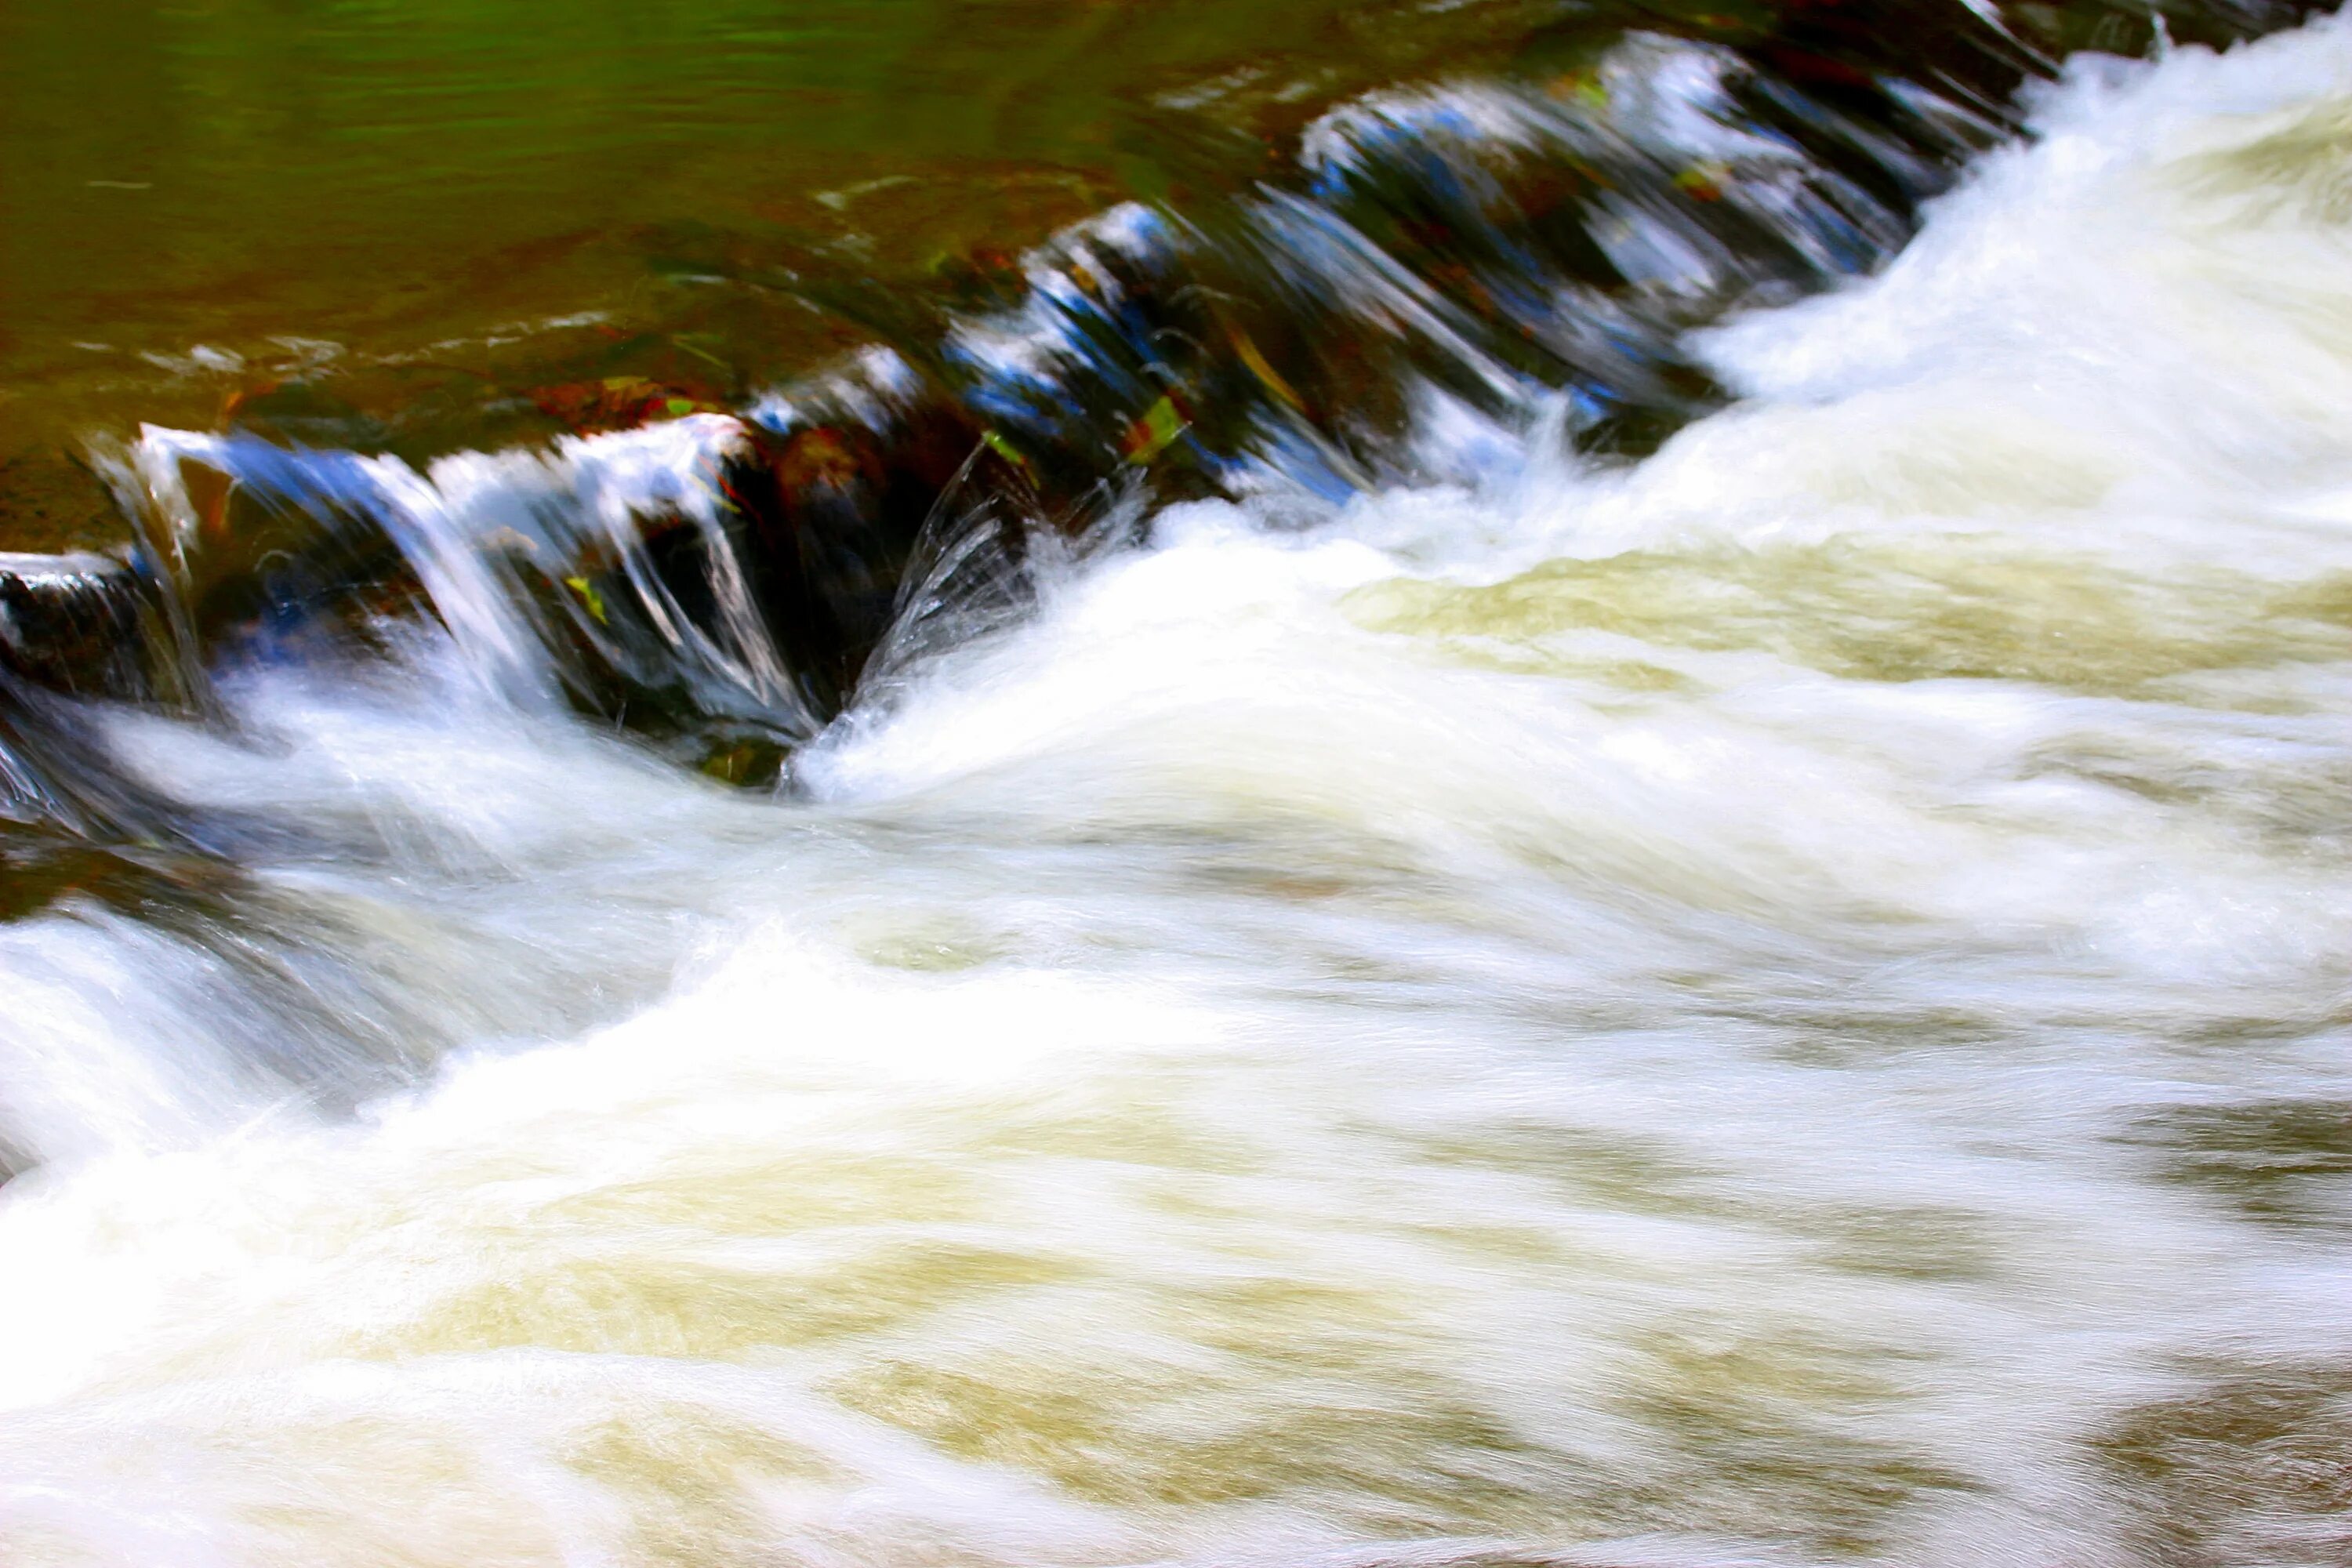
[691,728,792,789]
[721,405,1002,715]
[0,550,160,703]
[0,662,183,844]
[149,453,423,680]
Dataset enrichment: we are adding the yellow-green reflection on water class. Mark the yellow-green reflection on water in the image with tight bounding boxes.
[1347,543,2352,699]
[0,0,1582,500]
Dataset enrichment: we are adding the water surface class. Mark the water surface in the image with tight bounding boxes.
[1,5,2349,1566]
[0,0,1582,534]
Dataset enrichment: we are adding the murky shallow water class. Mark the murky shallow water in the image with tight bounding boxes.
[0,0,1690,539]
[2,13,2351,1568]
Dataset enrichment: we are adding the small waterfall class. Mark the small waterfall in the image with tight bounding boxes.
[0,3,2347,1563]
[2,9,2061,818]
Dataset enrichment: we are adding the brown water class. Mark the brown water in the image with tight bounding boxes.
[0,0,1608,546]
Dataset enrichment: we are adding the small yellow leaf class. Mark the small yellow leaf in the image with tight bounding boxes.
[1231,329,1303,412]
[1123,396,1188,464]
[563,575,609,625]
[1674,163,1728,201]
[979,428,1032,471]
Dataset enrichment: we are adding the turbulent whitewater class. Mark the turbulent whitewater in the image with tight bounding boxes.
[3,15,2351,1568]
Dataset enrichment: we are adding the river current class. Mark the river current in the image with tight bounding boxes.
[2,13,2350,1568]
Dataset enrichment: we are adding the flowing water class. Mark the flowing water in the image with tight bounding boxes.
[4,5,2352,1566]
[0,0,1682,544]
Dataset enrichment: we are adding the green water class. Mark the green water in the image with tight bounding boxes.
[0,0,1584,545]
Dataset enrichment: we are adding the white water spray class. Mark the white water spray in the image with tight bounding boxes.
[2,17,2350,1567]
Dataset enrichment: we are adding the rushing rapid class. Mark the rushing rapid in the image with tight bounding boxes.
[2,9,2350,1567]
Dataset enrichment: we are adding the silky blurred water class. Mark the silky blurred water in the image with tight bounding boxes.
[2,11,2350,1568]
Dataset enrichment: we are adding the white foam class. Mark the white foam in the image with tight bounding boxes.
[5,16,2352,1567]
